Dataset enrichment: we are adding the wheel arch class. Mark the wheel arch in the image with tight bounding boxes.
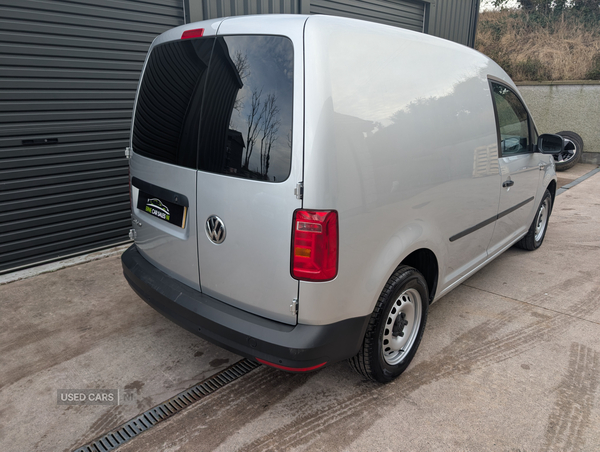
[547,179,557,209]
[397,248,439,303]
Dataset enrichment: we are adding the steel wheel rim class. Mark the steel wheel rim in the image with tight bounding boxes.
[554,138,577,163]
[382,287,422,365]
[534,197,550,242]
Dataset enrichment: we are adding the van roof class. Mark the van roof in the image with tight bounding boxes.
[148,13,512,94]
[154,14,466,52]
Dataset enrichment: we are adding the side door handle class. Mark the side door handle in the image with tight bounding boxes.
[502,179,514,188]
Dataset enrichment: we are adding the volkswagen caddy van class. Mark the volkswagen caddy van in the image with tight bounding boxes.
[121,15,563,382]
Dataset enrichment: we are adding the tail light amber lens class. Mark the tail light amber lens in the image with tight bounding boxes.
[292,210,338,281]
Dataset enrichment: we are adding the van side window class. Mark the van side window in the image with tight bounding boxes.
[490,82,531,156]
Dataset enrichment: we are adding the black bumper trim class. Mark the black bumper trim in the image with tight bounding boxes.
[121,245,370,370]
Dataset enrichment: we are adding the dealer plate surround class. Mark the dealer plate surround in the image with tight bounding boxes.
[137,190,187,228]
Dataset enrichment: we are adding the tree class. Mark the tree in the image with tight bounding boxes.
[242,88,264,170]
[492,0,599,17]
[259,94,280,177]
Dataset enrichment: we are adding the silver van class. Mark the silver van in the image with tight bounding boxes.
[121,15,563,382]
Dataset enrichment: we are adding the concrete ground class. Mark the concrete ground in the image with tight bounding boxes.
[0,255,239,451]
[555,162,598,191]
[0,163,599,452]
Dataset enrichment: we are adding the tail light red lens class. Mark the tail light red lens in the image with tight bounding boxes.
[292,210,338,281]
[181,28,204,39]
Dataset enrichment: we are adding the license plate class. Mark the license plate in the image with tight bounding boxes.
[137,190,187,228]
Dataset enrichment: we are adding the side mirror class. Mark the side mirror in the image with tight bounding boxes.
[538,133,564,155]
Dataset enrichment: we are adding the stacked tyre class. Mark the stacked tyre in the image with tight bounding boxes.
[554,131,584,171]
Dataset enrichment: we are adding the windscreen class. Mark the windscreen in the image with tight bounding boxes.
[132,35,294,182]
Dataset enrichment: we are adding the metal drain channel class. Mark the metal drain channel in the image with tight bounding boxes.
[73,359,260,452]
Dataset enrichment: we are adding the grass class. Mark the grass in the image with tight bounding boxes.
[475,9,600,81]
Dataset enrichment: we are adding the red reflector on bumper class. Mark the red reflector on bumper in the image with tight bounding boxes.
[255,358,327,372]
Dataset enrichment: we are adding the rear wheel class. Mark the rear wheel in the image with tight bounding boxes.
[516,189,552,251]
[554,131,583,171]
[349,266,428,383]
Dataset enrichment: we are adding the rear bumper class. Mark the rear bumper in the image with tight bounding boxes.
[121,245,370,371]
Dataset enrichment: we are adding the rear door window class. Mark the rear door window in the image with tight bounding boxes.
[132,35,294,182]
[198,36,294,182]
[132,38,215,169]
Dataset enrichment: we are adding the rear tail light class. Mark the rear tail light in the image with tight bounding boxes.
[291,210,338,281]
[181,28,204,40]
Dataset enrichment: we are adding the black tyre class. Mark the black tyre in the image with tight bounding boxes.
[554,131,583,171]
[516,189,552,251]
[349,266,428,383]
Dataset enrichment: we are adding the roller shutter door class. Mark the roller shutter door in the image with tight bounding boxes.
[0,0,184,273]
[310,0,425,32]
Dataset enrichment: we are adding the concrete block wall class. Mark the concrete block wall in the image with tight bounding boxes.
[516,82,600,164]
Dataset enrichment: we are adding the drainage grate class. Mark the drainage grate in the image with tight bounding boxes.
[73,359,260,452]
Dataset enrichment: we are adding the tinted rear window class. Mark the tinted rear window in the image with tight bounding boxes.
[132,35,294,182]
[132,38,214,169]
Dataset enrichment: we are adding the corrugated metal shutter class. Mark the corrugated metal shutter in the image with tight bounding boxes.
[310,0,425,32]
[0,0,184,273]
[428,0,479,47]
[199,0,302,19]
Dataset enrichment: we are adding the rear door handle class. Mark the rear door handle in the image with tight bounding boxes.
[502,180,514,188]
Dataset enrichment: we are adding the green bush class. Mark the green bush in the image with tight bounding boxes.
[586,53,600,79]
[493,0,600,27]
[514,58,552,81]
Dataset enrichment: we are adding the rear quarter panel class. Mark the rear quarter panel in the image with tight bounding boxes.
[300,16,513,325]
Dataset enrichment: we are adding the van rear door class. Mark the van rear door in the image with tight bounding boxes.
[195,18,305,325]
[129,22,224,290]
